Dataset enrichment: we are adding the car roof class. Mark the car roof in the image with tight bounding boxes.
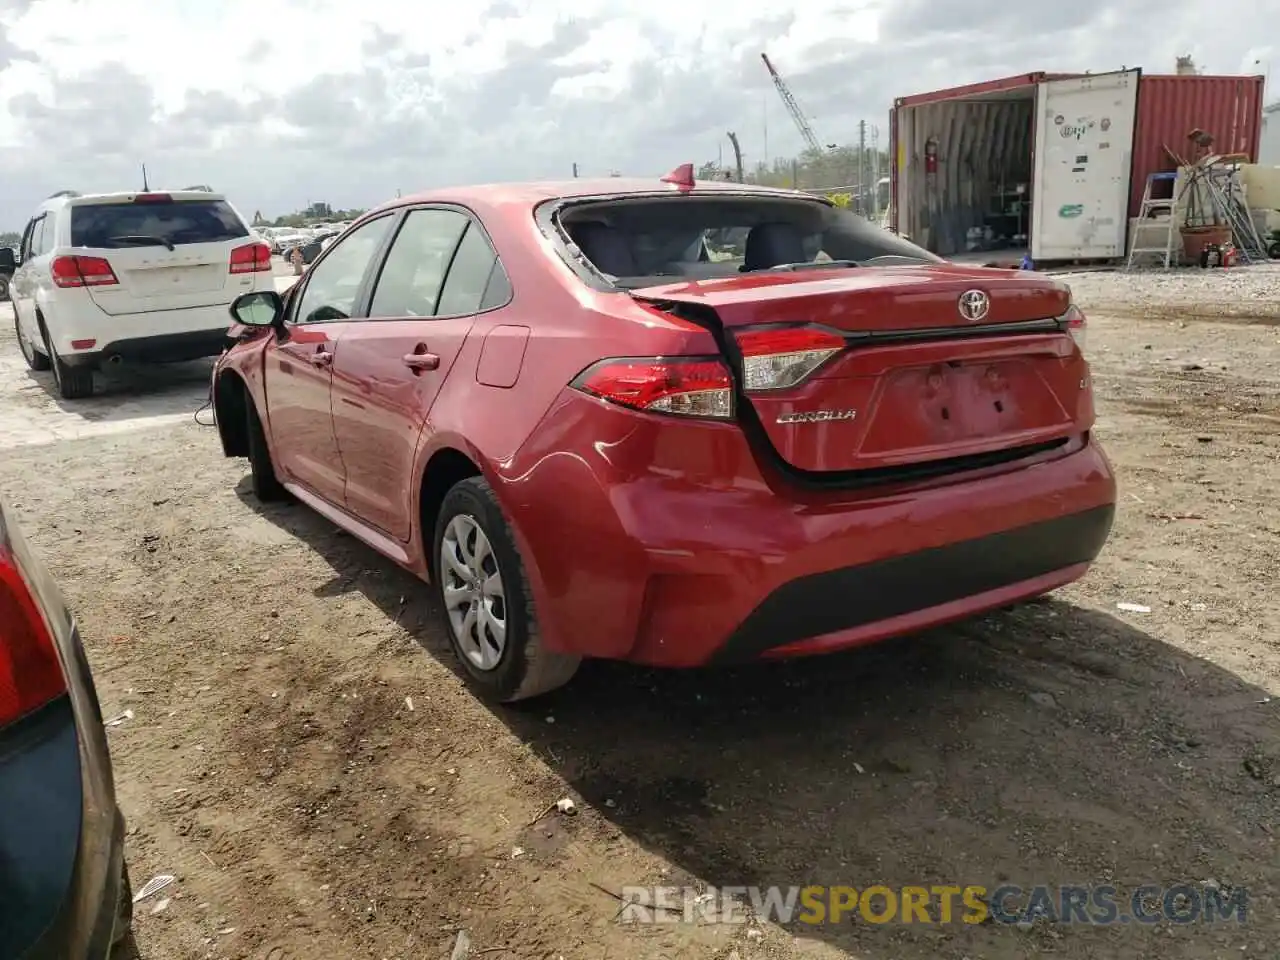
[378,177,826,214]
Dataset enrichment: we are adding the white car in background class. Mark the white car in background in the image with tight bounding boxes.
[6,189,274,399]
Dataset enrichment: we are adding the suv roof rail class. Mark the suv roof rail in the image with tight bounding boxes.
[47,189,81,199]
[182,185,214,192]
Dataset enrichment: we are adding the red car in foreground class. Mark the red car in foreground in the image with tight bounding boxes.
[212,170,1115,702]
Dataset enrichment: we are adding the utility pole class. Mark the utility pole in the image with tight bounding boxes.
[857,120,867,217]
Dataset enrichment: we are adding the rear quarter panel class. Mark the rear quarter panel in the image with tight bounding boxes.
[415,193,722,473]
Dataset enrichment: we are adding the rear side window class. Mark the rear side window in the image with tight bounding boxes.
[368,209,469,318]
[436,223,504,316]
[479,261,512,311]
[70,199,249,249]
[25,216,48,258]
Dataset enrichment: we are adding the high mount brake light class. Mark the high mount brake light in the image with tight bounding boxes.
[735,326,846,391]
[51,255,118,288]
[133,193,173,204]
[229,242,272,274]
[572,357,734,419]
[1063,305,1087,354]
[0,545,65,728]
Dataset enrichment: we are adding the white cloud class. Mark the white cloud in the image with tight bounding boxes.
[0,0,1275,228]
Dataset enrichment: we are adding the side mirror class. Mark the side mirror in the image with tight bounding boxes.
[229,290,283,328]
[0,248,16,271]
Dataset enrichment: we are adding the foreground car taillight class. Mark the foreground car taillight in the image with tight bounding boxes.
[1063,304,1086,355]
[735,326,846,391]
[51,255,118,288]
[0,545,65,727]
[229,242,272,274]
[571,357,734,419]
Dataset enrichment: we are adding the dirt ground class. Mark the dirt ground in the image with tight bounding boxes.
[1,266,1277,960]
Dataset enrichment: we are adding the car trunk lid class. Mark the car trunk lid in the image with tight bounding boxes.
[633,265,1090,475]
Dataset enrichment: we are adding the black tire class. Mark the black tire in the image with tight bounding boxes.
[433,477,580,702]
[108,862,138,959]
[245,395,287,501]
[1268,240,1280,261]
[39,320,93,399]
[15,314,50,371]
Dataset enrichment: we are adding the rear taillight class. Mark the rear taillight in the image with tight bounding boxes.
[51,255,118,288]
[1063,305,1086,354]
[735,326,846,391]
[0,545,65,727]
[229,242,272,274]
[571,357,734,419]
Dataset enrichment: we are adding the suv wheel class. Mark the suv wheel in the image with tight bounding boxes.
[245,395,287,501]
[38,320,94,399]
[15,314,51,371]
[433,477,580,702]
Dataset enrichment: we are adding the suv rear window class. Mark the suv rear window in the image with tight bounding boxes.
[553,195,940,287]
[70,199,249,249]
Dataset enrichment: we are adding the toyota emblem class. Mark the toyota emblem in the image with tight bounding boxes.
[958,289,990,322]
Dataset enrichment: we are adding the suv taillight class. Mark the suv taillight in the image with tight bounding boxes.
[229,242,272,274]
[1063,304,1087,355]
[571,357,735,419]
[735,326,846,391]
[51,255,118,288]
[0,545,65,727]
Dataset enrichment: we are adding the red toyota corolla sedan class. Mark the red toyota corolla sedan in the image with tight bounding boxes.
[212,171,1115,702]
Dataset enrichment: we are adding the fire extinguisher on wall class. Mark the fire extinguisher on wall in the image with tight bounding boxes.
[925,137,938,176]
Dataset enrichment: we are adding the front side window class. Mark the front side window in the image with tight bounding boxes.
[293,215,393,325]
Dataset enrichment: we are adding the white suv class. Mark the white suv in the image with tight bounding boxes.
[5,190,275,399]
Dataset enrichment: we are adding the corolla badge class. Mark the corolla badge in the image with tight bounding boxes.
[776,409,857,424]
[957,289,990,322]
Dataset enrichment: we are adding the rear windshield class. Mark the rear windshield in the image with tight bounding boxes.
[70,199,249,249]
[554,194,941,287]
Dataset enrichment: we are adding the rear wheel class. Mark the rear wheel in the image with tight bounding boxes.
[39,319,94,399]
[15,314,50,371]
[433,477,580,702]
[245,395,287,501]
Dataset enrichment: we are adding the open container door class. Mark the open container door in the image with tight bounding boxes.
[888,106,901,233]
[1031,69,1141,261]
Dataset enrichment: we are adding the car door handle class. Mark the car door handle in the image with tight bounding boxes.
[310,350,333,367]
[403,352,440,372]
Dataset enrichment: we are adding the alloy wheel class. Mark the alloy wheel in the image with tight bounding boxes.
[440,514,507,671]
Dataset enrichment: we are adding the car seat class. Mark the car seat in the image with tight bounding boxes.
[742,222,808,271]
[570,222,637,277]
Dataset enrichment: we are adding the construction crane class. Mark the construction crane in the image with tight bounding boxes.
[760,52,822,154]
[726,131,745,182]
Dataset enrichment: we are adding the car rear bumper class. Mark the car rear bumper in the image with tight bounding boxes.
[502,394,1117,667]
[43,290,268,360]
[59,328,230,366]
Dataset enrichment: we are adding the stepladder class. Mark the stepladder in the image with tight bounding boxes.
[1126,172,1180,269]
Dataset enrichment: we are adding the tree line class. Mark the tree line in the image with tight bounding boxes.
[698,143,891,208]
[253,208,368,228]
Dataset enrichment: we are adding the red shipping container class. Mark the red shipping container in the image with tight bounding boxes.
[1128,74,1266,219]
